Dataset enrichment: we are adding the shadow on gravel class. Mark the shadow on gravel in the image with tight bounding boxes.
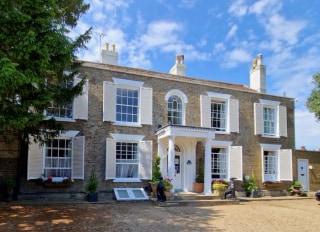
[0,201,227,231]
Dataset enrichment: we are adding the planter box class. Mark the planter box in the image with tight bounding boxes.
[87,192,98,202]
[193,183,204,193]
[44,182,71,188]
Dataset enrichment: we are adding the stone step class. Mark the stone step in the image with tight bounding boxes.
[149,192,240,207]
[150,198,240,207]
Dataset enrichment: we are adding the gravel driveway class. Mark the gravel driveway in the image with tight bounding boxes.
[0,199,319,231]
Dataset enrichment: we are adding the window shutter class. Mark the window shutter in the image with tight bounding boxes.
[229,146,242,180]
[72,136,85,179]
[140,87,153,125]
[200,95,211,127]
[254,103,263,135]
[279,106,287,137]
[27,141,43,180]
[73,78,88,120]
[279,149,292,181]
[229,99,239,133]
[106,138,116,179]
[103,82,116,122]
[139,140,152,179]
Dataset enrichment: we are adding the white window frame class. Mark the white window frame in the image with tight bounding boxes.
[103,78,152,126]
[106,134,152,182]
[201,92,239,133]
[115,141,139,180]
[113,188,149,201]
[260,143,281,182]
[254,99,287,137]
[165,89,188,125]
[45,74,88,122]
[44,137,72,178]
[208,141,242,181]
[27,130,85,180]
[211,148,228,180]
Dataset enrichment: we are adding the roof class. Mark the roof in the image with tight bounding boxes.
[79,60,257,93]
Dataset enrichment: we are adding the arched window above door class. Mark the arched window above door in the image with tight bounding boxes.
[165,89,188,125]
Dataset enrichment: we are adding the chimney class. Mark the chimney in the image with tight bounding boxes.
[169,54,186,76]
[301,146,306,150]
[100,43,118,65]
[250,54,266,93]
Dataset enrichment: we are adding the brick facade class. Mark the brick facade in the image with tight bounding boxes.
[1,57,298,199]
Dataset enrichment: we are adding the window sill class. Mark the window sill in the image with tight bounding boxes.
[113,122,142,127]
[262,135,280,138]
[113,178,141,183]
[45,117,75,122]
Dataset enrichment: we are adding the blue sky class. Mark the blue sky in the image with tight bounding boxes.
[73,0,320,150]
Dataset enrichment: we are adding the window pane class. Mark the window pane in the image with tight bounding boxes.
[211,148,227,179]
[44,138,72,178]
[116,88,139,123]
[211,101,226,131]
[116,142,139,178]
[167,95,183,125]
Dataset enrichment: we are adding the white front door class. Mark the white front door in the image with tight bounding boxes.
[173,153,182,190]
[297,159,309,191]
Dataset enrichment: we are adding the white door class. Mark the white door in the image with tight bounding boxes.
[297,159,309,191]
[173,153,182,190]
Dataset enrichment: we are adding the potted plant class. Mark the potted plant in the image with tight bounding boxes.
[288,181,303,195]
[149,156,162,196]
[242,174,258,197]
[3,177,16,202]
[163,177,173,191]
[193,157,204,193]
[212,180,228,196]
[86,169,99,202]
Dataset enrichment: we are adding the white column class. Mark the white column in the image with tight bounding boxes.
[168,136,175,189]
[203,139,212,195]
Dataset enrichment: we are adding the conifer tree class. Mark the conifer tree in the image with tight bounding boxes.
[0,0,91,145]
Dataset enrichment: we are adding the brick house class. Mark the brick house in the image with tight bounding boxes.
[11,45,297,199]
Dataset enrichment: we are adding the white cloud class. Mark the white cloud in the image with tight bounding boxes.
[226,25,238,40]
[228,0,248,17]
[295,109,320,150]
[222,48,251,68]
[179,0,197,8]
[265,15,306,46]
[140,21,183,49]
[248,0,281,16]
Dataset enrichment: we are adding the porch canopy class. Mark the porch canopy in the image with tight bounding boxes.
[155,124,215,195]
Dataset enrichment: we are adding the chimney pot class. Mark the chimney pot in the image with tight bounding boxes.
[112,44,115,52]
[257,54,262,65]
[180,55,184,64]
[105,43,109,50]
[252,59,257,69]
[301,146,305,150]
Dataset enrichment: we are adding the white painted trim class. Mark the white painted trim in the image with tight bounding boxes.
[260,143,281,150]
[45,117,75,122]
[112,77,144,87]
[207,92,231,99]
[210,140,233,147]
[113,188,149,201]
[113,178,141,182]
[113,122,142,127]
[165,89,188,103]
[59,130,79,138]
[110,133,145,141]
[259,99,280,106]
